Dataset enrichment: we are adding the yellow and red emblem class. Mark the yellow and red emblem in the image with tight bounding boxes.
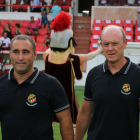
[27,94,36,104]
[122,84,130,92]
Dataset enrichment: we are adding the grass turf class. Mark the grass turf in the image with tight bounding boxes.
[0,86,140,140]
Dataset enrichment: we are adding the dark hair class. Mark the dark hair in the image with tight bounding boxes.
[6,23,10,28]
[2,31,7,36]
[42,2,47,6]
[46,42,50,46]
[50,37,77,53]
[30,16,34,19]
[53,0,58,5]
[15,23,20,28]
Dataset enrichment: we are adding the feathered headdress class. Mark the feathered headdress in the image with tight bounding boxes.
[50,11,73,49]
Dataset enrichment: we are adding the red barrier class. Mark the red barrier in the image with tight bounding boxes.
[0,4,71,8]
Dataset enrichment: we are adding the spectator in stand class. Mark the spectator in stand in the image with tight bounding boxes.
[3,23,12,40]
[51,0,56,6]
[0,31,10,50]
[31,0,41,12]
[41,2,49,30]
[45,28,51,44]
[138,7,140,27]
[19,0,30,12]
[45,42,50,50]
[26,16,39,36]
[14,23,22,37]
[51,1,62,20]
[20,0,30,4]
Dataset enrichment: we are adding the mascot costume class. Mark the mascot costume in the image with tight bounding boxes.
[43,11,102,125]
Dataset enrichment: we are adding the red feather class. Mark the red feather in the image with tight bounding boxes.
[51,11,72,32]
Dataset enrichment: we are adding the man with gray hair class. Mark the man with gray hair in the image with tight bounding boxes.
[75,25,140,140]
[0,35,74,140]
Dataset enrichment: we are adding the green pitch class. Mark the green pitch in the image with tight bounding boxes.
[0,86,140,140]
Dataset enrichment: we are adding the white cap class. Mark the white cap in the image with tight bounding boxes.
[50,29,73,49]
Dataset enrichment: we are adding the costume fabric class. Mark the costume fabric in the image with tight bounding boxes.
[44,53,87,123]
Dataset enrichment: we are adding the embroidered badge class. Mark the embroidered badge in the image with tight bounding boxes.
[26,94,37,106]
[121,84,131,95]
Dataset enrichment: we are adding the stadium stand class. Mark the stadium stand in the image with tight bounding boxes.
[90,41,98,52]
[57,0,64,6]
[114,20,123,27]
[1,20,10,27]
[11,20,20,27]
[12,4,20,12]
[0,27,3,35]
[124,20,133,27]
[65,0,72,5]
[135,27,140,35]
[21,21,29,28]
[0,0,5,11]
[20,28,27,34]
[135,34,140,42]
[36,36,46,43]
[99,0,107,5]
[124,26,133,35]
[135,20,138,27]
[91,34,100,42]
[28,35,35,41]
[112,3,121,6]
[36,44,44,52]
[103,20,113,27]
[104,3,112,6]
[93,19,102,27]
[11,27,15,38]
[92,26,102,34]
[108,0,118,5]
[22,4,30,12]
[134,0,140,4]
[38,28,47,36]
[126,34,133,42]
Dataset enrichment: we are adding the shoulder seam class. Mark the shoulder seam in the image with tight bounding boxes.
[0,74,7,80]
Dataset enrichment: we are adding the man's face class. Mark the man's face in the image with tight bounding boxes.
[3,32,7,38]
[100,28,127,64]
[30,17,34,22]
[10,40,37,75]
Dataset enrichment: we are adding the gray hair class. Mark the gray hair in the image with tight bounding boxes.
[10,35,36,53]
[100,25,126,42]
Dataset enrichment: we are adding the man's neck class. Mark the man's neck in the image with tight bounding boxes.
[108,57,127,75]
[13,68,35,85]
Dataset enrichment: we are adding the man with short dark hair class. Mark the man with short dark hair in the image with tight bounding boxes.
[75,25,140,140]
[51,0,62,20]
[41,2,49,29]
[0,34,74,140]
